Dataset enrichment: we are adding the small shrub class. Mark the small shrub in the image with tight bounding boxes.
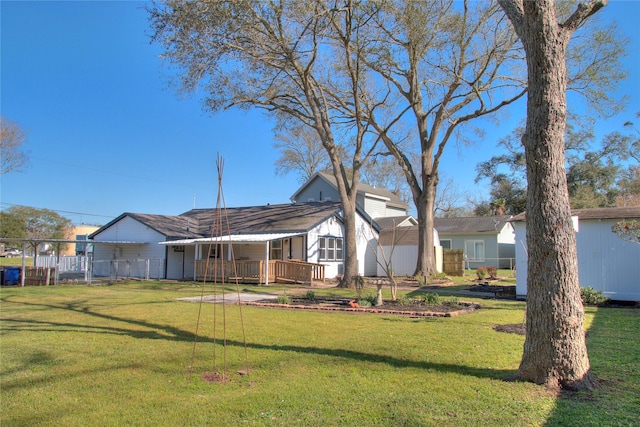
[422,293,441,305]
[398,295,412,306]
[305,290,316,301]
[360,294,378,306]
[431,272,447,280]
[486,266,498,280]
[580,286,610,306]
[446,296,460,306]
[276,294,291,304]
[358,298,372,307]
[476,267,488,280]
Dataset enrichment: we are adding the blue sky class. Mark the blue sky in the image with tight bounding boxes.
[1,1,639,225]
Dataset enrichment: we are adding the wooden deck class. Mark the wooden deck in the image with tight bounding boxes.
[195,259,325,285]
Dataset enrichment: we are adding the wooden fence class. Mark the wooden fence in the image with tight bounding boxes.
[195,259,325,285]
[442,249,464,276]
[23,266,56,286]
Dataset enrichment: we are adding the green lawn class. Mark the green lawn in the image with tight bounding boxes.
[1,282,638,426]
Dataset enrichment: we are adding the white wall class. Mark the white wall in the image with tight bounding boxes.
[92,216,167,278]
[306,216,345,278]
[514,218,640,301]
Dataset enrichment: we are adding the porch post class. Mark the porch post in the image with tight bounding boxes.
[193,244,199,281]
[265,241,270,286]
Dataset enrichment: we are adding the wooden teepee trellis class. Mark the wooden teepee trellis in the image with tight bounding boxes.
[189,154,250,382]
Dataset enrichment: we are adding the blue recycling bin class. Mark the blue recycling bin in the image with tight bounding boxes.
[2,267,20,286]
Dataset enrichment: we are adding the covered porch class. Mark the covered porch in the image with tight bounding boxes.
[162,233,325,285]
[194,259,325,285]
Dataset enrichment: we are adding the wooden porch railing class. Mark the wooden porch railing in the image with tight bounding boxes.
[195,259,325,285]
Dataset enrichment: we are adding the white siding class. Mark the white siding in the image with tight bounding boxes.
[363,196,387,219]
[376,245,416,277]
[92,216,167,278]
[355,213,379,276]
[307,217,344,278]
[386,205,409,217]
[514,218,640,301]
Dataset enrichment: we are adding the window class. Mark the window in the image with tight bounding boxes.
[465,240,485,261]
[440,239,452,250]
[318,237,343,261]
[270,240,283,260]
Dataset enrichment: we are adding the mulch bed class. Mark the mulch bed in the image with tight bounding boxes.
[493,323,526,335]
[243,296,480,318]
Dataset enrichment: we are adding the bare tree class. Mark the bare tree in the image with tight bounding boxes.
[273,124,330,184]
[149,1,383,287]
[0,117,29,174]
[346,0,625,277]
[499,0,606,391]
[358,1,527,276]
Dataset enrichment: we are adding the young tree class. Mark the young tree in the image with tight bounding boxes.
[498,0,606,390]
[149,1,383,287]
[0,117,29,174]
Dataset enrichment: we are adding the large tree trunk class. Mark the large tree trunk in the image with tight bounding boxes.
[339,197,359,288]
[414,177,437,277]
[500,0,600,391]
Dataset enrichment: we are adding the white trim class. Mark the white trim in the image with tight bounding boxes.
[159,232,304,246]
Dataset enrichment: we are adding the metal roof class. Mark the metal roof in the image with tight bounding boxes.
[510,207,640,222]
[159,232,305,246]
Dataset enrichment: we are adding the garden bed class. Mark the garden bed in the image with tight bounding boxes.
[243,296,480,317]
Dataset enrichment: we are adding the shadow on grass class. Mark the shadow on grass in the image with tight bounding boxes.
[542,306,640,426]
[1,295,514,388]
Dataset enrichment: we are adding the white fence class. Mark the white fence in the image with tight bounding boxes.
[91,259,165,281]
[36,255,88,272]
[35,256,165,282]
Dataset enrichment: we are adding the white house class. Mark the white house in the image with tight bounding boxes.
[90,201,380,282]
[291,171,410,218]
[511,207,640,302]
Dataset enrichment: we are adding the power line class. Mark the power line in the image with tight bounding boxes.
[0,202,114,220]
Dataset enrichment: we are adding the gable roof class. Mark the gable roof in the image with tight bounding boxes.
[90,201,368,241]
[510,207,640,222]
[374,216,417,229]
[378,225,420,246]
[90,213,200,241]
[434,216,513,234]
[290,172,409,210]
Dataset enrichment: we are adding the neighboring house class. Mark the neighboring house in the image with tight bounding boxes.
[291,172,410,219]
[434,216,516,269]
[511,207,640,302]
[89,201,379,282]
[375,225,443,277]
[61,224,100,256]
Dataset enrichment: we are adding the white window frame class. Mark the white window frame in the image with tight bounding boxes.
[465,240,485,262]
[318,236,343,261]
[440,239,452,250]
[270,239,283,260]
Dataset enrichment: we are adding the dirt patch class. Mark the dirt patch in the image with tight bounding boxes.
[243,296,480,318]
[493,323,526,335]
